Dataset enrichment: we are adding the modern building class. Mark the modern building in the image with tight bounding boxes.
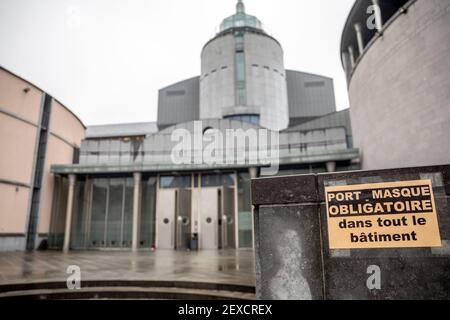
[341,0,450,170]
[0,66,85,251]
[0,0,359,252]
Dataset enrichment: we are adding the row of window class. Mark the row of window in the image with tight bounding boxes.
[224,114,260,126]
[80,137,347,160]
[202,66,228,79]
[201,65,285,80]
[252,64,284,77]
[159,174,235,189]
[304,81,325,88]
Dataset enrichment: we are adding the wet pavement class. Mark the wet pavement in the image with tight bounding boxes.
[0,249,255,286]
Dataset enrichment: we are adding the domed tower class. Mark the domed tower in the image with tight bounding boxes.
[200,0,289,131]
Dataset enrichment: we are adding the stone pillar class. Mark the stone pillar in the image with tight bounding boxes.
[372,0,383,31]
[132,172,142,251]
[354,23,365,55]
[252,165,450,300]
[234,172,240,249]
[348,46,356,68]
[249,167,258,249]
[249,167,258,179]
[342,51,351,78]
[326,161,337,173]
[63,174,76,253]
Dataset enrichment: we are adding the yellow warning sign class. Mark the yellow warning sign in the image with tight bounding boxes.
[325,180,442,249]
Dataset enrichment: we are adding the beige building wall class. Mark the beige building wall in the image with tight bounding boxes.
[0,67,85,251]
[0,114,37,185]
[0,184,29,234]
[0,68,41,124]
[0,69,40,242]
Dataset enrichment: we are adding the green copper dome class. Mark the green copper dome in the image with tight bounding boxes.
[219,0,264,33]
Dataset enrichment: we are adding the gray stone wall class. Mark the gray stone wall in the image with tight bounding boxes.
[79,121,349,167]
[286,70,336,121]
[348,0,450,170]
[157,77,200,129]
[200,31,289,131]
[200,34,236,121]
[244,33,289,131]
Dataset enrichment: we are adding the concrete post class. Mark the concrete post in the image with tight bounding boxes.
[132,172,142,251]
[354,23,365,55]
[251,165,450,300]
[249,167,258,249]
[348,46,356,68]
[326,161,337,173]
[63,174,76,253]
[342,51,351,78]
[372,0,383,31]
[234,172,239,249]
[249,167,258,179]
[342,51,349,73]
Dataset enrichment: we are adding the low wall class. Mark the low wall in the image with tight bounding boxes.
[252,165,450,300]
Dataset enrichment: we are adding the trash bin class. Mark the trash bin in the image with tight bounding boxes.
[190,233,199,251]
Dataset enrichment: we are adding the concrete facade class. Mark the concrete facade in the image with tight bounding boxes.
[157,77,200,130]
[86,122,158,139]
[46,1,359,253]
[0,0,360,252]
[243,32,288,131]
[199,5,289,131]
[200,33,236,121]
[160,69,337,131]
[342,0,450,170]
[159,0,337,134]
[286,71,337,126]
[75,120,352,169]
[0,67,85,251]
[200,30,289,131]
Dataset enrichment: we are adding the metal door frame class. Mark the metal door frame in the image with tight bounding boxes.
[196,171,238,250]
[85,178,131,249]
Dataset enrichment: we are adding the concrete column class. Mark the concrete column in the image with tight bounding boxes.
[63,174,76,253]
[348,46,356,68]
[354,23,365,55]
[249,167,258,179]
[342,51,351,77]
[132,172,142,251]
[233,172,239,250]
[326,162,337,173]
[372,0,383,31]
[249,167,258,250]
[342,51,349,73]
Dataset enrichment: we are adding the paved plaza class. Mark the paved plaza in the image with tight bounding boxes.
[0,249,255,287]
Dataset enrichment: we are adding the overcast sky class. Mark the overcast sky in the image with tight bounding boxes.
[0,0,354,126]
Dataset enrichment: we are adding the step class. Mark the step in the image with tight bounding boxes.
[0,286,255,300]
[0,280,256,300]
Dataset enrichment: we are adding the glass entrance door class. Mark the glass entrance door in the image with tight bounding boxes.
[197,173,237,250]
[89,179,108,248]
[83,178,133,249]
